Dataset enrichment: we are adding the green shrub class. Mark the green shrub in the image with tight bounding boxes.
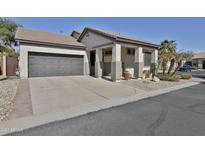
[158,74,179,82]
[181,73,192,80]
[192,66,198,70]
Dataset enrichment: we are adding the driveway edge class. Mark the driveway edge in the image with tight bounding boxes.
[0,81,199,135]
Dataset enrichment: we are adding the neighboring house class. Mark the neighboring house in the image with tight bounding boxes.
[70,30,81,40]
[192,52,205,69]
[15,27,159,82]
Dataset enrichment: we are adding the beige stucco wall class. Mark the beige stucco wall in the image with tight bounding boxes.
[81,31,112,49]
[19,44,89,78]
[121,47,135,70]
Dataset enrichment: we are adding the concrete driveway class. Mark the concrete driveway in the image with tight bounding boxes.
[29,76,142,115]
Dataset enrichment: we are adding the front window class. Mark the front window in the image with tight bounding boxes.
[144,52,151,66]
[103,48,112,55]
[127,48,135,55]
[105,50,112,55]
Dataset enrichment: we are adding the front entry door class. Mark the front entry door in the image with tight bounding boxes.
[203,61,205,69]
[90,51,95,76]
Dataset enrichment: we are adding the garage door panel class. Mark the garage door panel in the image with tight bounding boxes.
[28,52,84,77]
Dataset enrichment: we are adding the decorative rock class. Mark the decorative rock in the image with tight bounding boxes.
[152,76,160,82]
[0,79,19,121]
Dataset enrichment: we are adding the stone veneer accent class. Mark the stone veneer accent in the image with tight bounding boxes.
[134,62,143,78]
[111,61,122,82]
[95,62,103,78]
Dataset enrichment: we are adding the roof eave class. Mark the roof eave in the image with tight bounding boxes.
[78,27,159,49]
[116,38,160,49]
[16,39,86,50]
[78,27,116,42]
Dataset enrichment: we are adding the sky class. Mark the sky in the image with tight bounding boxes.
[10,17,205,52]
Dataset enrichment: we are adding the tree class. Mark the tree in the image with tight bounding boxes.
[0,18,22,47]
[0,18,22,57]
[0,44,20,58]
[183,51,194,61]
[0,45,12,55]
[158,40,176,75]
[172,52,185,75]
[172,51,194,75]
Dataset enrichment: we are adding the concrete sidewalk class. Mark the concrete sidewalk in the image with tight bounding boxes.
[0,80,198,135]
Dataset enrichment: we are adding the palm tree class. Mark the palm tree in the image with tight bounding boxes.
[159,40,176,75]
[172,52,184,75]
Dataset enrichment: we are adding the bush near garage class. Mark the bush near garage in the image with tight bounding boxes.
[180,73,192,80]
[158,73,179,82]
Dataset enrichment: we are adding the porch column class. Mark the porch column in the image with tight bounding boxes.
[111,43,122,82]
[84,51,90,75]
[134,47,143,78]
[95,48,102,78]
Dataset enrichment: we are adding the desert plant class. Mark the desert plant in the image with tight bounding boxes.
[150,63,158,79]
[143,70,150,78]
[180,73,192,80]
[192,66,198,70]
[158,74,179,82]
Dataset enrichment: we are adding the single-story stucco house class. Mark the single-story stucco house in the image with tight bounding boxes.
[192,52,205,69]
[15,27,159,82]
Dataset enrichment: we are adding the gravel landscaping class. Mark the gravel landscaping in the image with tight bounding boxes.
[121,78,189,92]
[0,79,19,121]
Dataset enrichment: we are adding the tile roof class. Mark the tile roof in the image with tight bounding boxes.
[15,27,85,49]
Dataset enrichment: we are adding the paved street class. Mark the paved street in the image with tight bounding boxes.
[8,82,205,136]
[192,70,205,79]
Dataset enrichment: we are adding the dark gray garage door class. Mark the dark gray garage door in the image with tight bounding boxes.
[28,52,84,77]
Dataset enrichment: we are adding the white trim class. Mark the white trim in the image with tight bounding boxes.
[134,47,143,63]
[151,49,158,63]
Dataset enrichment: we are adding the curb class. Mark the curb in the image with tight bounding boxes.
[191,77,205,83]
[0,81,199,135]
